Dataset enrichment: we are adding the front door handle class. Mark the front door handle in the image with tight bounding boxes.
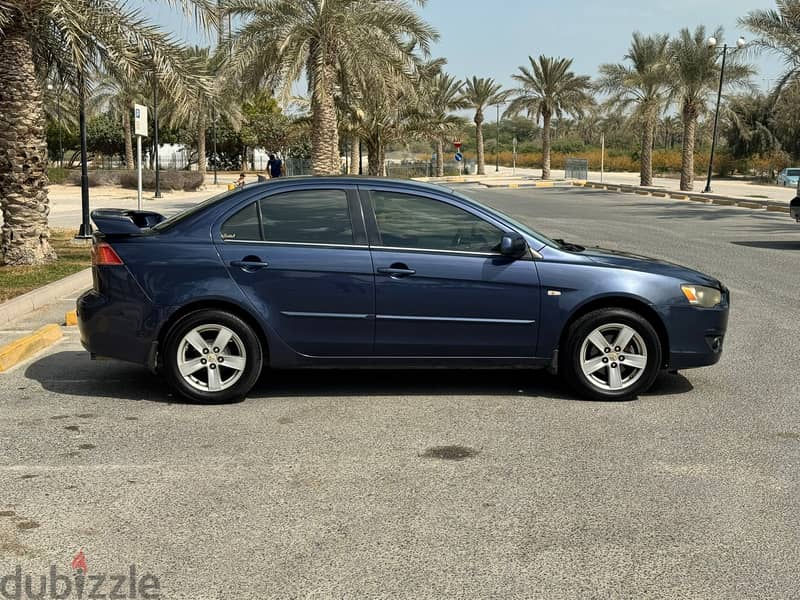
[231,257,270,272]
[377,263,416,277]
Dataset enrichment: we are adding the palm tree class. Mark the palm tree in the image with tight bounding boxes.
[90,71,147,170]
[667,26,752,191]
[460,77,508,175]
[226,0,438,176]
[0,0,215,266]
[722,94,781,159]
[598,33,670,186]
[507,56,593,179]
[741,1,800,97]
[413,73,467,176]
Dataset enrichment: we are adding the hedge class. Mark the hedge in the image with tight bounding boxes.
[66,169,204,191]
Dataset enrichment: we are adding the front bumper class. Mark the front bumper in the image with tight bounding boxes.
[660,301,729,370]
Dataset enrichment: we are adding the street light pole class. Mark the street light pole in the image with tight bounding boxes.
[495,103,500,172]
[704,36,745,194]
[152,74,162,198]
[76,70,92,239]
[212,113,218,184]
[57,87,63,168]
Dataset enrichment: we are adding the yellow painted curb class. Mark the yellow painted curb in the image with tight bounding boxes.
[536,181,555,188]
[766,205,790,213]
[635,190,651,196]
[509,183,519,189]
[65,310,78,326]
[737,201,766,209]
[0,324,62,373]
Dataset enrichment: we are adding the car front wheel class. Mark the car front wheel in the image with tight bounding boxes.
[561,308,662,401]
[163,309,263,403]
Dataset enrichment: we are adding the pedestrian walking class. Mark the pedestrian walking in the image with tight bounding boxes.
[267,154,283,178]
[236,172,247,188]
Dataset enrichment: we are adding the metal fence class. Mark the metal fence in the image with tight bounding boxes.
[565,157,589,180]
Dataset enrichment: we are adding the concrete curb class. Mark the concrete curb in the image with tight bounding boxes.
[583,181,790,212]
[482,180,569,189]
[0,268,91,328]
[0,324,62,373]
[766,204,791,213]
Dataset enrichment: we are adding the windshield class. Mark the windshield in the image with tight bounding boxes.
[150,189,239,231]
[787,169,800,176]
[450,189,561,249]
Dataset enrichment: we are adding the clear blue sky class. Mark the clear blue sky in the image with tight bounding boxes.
[141,0,783,90]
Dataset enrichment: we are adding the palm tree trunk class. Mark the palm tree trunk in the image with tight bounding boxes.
[197,113,207,176]
[349,136,359,175]
[475,110,485,175]
[367,137,380,176]
[436,138,444,177]
[640,114,655,187]
[310,62,340,176]
[680,108,697,192]
[0,26,56,266]
[542,112,552,180]
[123,111,134,170]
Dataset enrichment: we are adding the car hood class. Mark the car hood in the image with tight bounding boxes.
[580,246,722,287]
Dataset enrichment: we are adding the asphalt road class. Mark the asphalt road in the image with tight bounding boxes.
[1,187,799,599]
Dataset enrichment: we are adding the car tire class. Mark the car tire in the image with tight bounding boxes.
[162,309,263,404]
[560,308,662,401]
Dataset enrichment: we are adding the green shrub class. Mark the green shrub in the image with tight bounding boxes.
[47,167,69,184]
[65,169,204,191]
[118,170,204,191]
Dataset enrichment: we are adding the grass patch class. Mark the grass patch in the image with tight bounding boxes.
[0,229,91,302]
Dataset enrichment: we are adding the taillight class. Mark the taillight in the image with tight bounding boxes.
[92,242,124,266]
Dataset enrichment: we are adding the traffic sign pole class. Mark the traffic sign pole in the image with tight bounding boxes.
[134,104,148,210]
[137,135,142,210]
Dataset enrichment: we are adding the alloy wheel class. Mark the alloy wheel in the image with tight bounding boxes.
[176,324,247,393]
[578,323,648,392]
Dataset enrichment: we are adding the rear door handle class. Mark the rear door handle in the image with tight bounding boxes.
[377,266,416,277]
[231,259,270,271]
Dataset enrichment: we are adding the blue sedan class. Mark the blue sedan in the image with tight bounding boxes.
[77,177,729,403]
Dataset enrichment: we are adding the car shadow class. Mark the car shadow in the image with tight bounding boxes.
[731,240,800,251]
[25,351,694,404]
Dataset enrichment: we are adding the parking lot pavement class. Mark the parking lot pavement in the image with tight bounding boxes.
[1,187,799,599]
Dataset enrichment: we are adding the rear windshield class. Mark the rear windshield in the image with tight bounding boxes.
[788,169,800,176]
[150,189,238,231]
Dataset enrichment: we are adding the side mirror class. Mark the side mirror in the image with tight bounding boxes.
[500,233,527,257]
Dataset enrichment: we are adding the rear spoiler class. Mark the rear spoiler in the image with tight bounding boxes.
[91,209,165,235]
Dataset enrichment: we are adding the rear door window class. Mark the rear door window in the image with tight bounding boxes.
[258,190,354,245]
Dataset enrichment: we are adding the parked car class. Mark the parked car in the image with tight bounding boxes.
[78,177,729,403]
[792,179,800,222]
[777,168,800,187]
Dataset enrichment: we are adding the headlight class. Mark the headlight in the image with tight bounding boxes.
[681,284,722,308]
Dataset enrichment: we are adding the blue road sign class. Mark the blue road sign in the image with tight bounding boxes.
[454,152,463,162]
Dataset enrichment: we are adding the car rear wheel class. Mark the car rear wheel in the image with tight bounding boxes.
[561,308,661,401]
[163,309,263,403]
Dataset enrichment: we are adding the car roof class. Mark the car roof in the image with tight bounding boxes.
[244,175,457,195]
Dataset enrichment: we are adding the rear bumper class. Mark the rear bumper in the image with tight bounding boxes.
[660,302,729,370]
[77,289,162,366]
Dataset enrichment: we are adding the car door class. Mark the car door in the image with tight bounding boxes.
[215,185,374,356]
[362,187,541,357]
